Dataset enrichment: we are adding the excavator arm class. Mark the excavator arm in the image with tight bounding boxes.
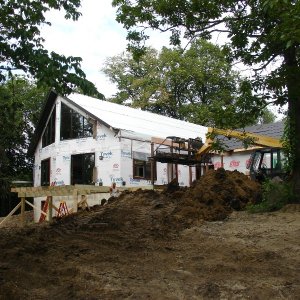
[196,127,282,159]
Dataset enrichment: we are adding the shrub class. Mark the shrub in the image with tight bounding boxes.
[247,179,294,213]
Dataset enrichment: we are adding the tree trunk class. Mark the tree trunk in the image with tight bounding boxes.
[284,46,300,202]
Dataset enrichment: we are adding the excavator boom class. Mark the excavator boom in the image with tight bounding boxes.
[195,126,285,182]
[197,127,282,158]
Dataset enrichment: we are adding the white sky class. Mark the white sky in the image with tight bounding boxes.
[40,0,171,98]
[40,1,284,118]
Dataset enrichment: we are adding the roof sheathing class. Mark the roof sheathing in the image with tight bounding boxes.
[66,93,208,141]
[221,122,284,151]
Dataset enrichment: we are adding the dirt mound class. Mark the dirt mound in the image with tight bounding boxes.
[0,170,261,234]
[170,168,262,222]
[75,169,262,235]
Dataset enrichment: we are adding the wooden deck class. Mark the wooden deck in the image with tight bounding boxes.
[0,185,157,227]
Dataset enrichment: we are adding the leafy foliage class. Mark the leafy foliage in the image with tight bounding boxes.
[247,180,293,213]
[0,76,47,180]
[0,0,103,97]
[112,0,299,109]
[103,39,270,128]
[113,0,300,199]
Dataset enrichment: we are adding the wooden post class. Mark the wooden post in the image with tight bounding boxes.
[205,163,209,173]
[80,194,89,211]
[21,197,25,226]
[73,189,78,213]
[151,142,155,185]
[189,166,192,186]
[48,196,53,222]
[170,139,174,181]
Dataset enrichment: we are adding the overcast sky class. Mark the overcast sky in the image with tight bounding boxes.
[39,1,284,118]
[40,0,171,98]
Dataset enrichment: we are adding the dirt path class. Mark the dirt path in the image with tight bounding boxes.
[0,203,299,300]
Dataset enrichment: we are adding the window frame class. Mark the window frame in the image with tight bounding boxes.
[60,102,93,141]
[42,106,56,148]
[41,158,51,186]
[133,159,156,180]
[71,153,95,185]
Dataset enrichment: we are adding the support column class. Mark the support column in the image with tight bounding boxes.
[21,197,25,226]
[73,189,78,213]
[151,142,155,186]
[48,196,53,222]
[189,166,192,186]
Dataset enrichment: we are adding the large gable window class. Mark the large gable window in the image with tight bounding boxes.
[71,153,95,185]
[42,107,56,147]
[60,103,93,140]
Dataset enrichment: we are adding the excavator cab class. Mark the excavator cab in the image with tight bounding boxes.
[247,148,286,182]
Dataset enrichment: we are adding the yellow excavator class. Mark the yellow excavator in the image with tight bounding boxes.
[151,126,285,182]
[196,127,285,182]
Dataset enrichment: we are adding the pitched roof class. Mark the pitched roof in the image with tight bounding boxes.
[219,121,284,151]
[66,93,208,141]
[28,91,208,156]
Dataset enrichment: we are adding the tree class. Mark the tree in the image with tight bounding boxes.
[0,0,103,98]
[0,76,47,181]
[103,39,262,128]
[256,108,277,125]
[113,0,300,198]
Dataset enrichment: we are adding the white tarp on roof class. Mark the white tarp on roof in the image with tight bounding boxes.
[67,93,208,141]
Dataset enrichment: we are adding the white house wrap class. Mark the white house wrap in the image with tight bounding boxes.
[29,91,209,221]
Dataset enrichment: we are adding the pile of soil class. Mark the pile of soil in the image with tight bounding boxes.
[116,168,261,225]
[76,169,262,236]
[170,168,262,222]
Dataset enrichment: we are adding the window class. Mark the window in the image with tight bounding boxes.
[41,158,50,186]
[60,103,93,140]
[71,153,95,185]
[133,159,156,180]
[42,107,56,147]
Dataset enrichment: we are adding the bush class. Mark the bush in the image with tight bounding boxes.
[247,179,294,213]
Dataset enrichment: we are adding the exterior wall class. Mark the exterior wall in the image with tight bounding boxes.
[34,96,121,187]
[119,138,150,187]
[211,151,253,175]
[32,95,197,221]
[33,96,121,222]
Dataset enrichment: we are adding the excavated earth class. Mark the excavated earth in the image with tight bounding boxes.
[0,169,299,299]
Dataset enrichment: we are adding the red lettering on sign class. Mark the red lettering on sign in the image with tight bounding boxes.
[245,159,251,168]
[229,160,240,168]
[214,162,222,169]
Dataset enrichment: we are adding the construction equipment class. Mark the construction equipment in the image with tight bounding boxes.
[196,127,285,182]
[247,148,286,182]
[151,136,205,165]
[151,127,286,182]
